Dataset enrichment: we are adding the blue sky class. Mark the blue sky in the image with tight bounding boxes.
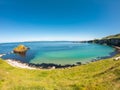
[0,0,120,42]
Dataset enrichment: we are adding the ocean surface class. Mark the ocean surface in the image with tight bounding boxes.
[0,41,115,65]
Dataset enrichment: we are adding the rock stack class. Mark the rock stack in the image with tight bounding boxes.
[13,45,29,53]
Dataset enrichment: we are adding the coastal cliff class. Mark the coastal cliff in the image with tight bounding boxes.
[87,33,120,46]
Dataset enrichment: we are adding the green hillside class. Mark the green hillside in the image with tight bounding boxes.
[0,54,120,90]
[102,33,120,39]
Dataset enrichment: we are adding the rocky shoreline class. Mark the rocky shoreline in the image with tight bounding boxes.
[5,59,78,69]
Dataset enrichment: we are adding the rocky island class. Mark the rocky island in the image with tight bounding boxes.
[13,45,29,53]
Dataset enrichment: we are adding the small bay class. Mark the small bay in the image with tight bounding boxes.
[0,41,115,65]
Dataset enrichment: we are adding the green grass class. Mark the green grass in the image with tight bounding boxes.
[0,55,120,90]
[102,33,120,39]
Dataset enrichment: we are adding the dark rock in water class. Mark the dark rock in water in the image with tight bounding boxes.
[25,62,77,69]
[76,62,82,65]
[91,60,95,62]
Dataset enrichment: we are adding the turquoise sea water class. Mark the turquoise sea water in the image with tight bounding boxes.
[0,42,115,65]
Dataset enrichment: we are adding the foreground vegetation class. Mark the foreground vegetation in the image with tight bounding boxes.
[0,54,120,90]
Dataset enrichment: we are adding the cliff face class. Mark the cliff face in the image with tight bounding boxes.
[87,34,120,46]
[93,38,120,46]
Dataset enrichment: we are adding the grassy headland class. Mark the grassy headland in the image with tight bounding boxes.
[86,33,120,47]
[0,54,120,90]
[102,34,120,39]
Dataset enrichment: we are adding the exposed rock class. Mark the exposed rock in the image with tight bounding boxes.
[13,45,29,53]
[86,33,120,47]
[76,62,82,65]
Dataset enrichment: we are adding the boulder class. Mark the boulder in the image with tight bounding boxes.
[13,45,29,53]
